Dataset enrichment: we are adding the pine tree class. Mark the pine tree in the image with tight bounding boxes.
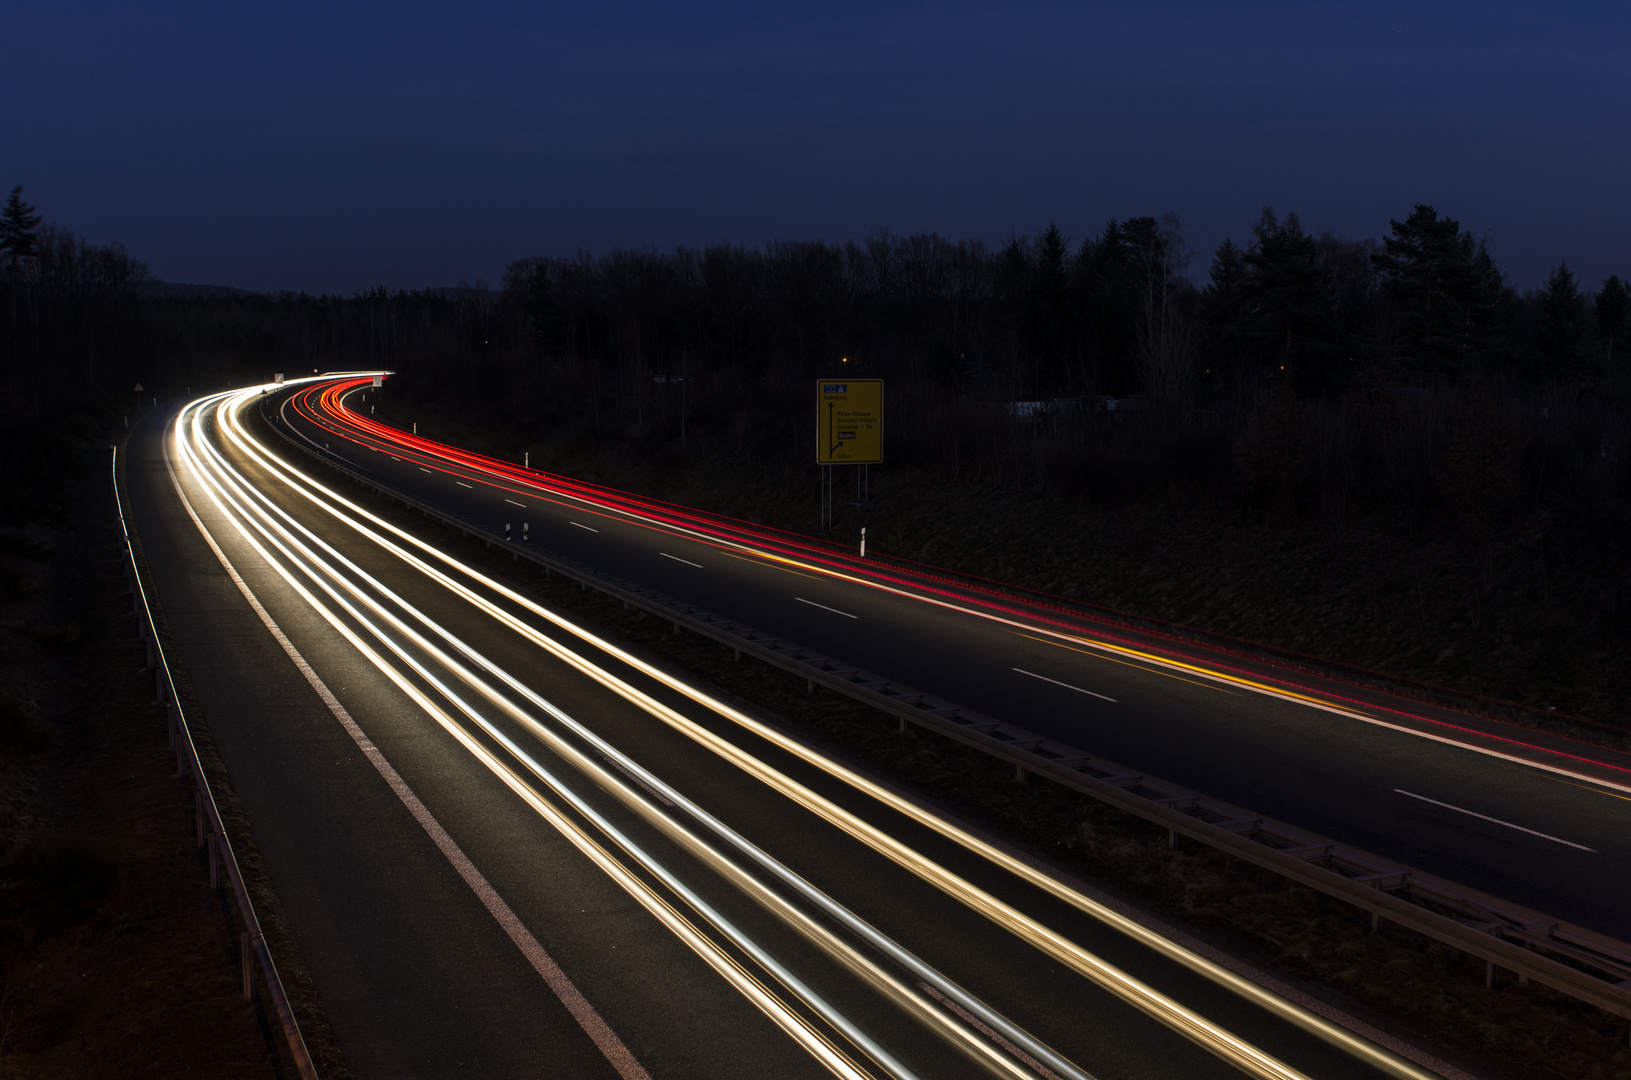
[1533,262,1592,379]
[1026,224,1072,391]
[1074,221,1141,394]
[1594,274,1630,374]
[1371,204,1507,378]
[1200,238,1249,388]
[1241,209,1338,391]
[0,187,42,258]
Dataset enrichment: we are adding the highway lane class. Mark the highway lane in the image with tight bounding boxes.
[283,378,1631,943]
[128,381,1447,1079]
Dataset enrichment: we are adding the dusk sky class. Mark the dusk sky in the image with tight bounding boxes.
[7,2,1628,295]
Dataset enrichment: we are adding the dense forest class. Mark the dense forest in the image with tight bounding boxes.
[4,186,1629,719]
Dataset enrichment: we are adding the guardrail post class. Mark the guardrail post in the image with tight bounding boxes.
[1486,960,1498,988]
[195,793,205,847]
[242,933,254,1001]
[1371,912,1382,933]
[209,832,219,890]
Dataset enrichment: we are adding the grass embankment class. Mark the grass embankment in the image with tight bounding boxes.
[0,435,302,1078]
[299,429,1630,1080]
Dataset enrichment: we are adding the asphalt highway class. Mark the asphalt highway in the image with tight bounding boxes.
[123,381,1456,1079]
[282,377,1631,946]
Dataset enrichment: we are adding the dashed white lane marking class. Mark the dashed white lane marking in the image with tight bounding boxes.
[456,481,473,488]
[167,453,650,1080]
[505,499,527,507]
[1012,667,1117,703]
[794,597,856,619]
[418,467,432,473]
[570,521,599,533]
[1394,790,1597,852]
[660,552,702,568]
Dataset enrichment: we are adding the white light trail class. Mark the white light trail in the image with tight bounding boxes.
[183,379,1439,1080]
[179,388,1127,1080]
[177,393,907,1080]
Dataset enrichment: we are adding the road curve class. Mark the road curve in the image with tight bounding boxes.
[284,376,1631,945]
[123,377,1452,1078]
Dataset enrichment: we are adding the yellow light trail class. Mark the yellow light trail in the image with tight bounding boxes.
[191,378,1441,1080]
[183,386,1096,1080]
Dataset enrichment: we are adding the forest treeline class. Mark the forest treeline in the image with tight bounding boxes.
[4,186,1630,532]
[4,185,1630,714]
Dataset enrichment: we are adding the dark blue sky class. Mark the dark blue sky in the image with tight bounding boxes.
[8,2,1627,294]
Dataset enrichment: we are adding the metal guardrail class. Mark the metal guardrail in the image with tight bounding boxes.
[111,442,319,1079]
[264,405,1631,1033]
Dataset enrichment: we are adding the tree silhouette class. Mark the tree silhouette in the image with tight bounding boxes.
[1241,209,1337,391]
[0,187,42,259]
[1371,205,1506,379]
[1594,274,1630,374]
[1533,262,1592,379]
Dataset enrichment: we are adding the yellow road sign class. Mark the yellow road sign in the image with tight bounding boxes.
[816,379,883,464]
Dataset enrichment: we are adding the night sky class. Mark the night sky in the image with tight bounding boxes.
[8,2,1627,294]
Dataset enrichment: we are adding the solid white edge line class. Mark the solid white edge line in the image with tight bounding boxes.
[163,422,652,1080]
[660,552,703,568]
[1394,790,1597,852]
[795,597,858,619]
[1012,668,1117,703]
